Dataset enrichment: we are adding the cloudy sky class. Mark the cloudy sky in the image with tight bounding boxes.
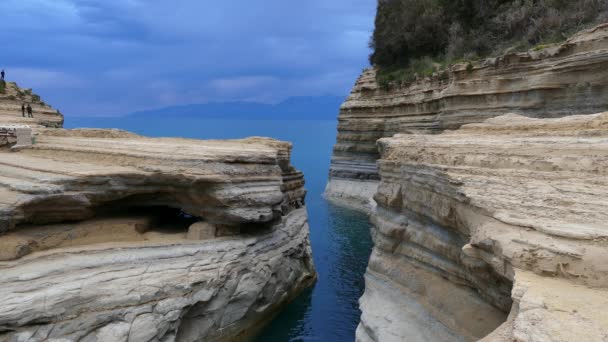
[0,0,375,116]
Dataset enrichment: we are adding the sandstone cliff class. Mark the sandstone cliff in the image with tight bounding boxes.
[358,113,608,341]
[0,81,63,129]
[0,119,315,339]
[326,24,608,211]
[325,22,608,342]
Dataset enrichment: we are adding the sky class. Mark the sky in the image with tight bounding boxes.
[0,0,376,117]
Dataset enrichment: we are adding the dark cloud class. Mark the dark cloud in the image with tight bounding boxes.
[0,0,375,116]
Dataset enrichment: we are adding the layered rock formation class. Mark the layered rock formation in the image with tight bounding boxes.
[0,126,33,150]
[324,21,608,342]
[326,24,608,210]
[0,125,315,340]
[0,81,63,129]
[358,113,608,341]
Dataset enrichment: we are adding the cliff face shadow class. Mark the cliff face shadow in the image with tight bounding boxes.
[370,162,514,340]
[0,195,207,262]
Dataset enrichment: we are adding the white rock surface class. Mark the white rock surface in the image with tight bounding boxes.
[0,127,316,342]
[327,24,608,209]
[187,222,217,240]
[360,112,608,342]
[324,178,378,213]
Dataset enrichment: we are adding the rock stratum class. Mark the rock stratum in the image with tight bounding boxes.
[324,23,608,342]
[0,121,315,340]
[0,81,63,129]
[326,24,608,211]
[358,113,608,342]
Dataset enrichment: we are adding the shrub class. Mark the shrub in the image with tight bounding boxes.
[376,56,443,88]
[370,0,608,70]
[0,80,5,94]
[370,0,448,68]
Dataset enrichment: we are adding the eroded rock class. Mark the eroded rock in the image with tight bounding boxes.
[359,113,608,341]
[0,127,316,341]
[326,24,608,210]
[187,222,216,240]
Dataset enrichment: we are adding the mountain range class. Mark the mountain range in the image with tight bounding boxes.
[130,96,344,120]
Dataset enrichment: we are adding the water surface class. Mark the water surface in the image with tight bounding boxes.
[66,117,374,341]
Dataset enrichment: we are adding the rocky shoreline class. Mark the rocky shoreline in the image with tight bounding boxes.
[0,91,316,341]
[327,24,608,342]
[359,113,608,341]
[326,24,608,211]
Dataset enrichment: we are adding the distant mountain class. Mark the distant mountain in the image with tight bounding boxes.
[130,96,345,120]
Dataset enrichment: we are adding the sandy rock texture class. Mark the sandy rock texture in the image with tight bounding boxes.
[0,126,32,149]
[0,82,63,129]
[326,24,608,210]
[358,113,608,342]
[0,128,316,341]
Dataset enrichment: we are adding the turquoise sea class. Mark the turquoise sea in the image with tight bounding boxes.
[66,117,374,341]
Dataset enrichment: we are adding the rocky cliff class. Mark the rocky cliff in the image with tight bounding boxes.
[0,81,63,129]
[359,113,608,341]
[325,24,608,211]
[325,22,608,342]
[0,121,315,339]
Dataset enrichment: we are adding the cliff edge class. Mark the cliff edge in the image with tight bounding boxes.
[359,113,608,341]
[326,20,608,342]
[0,97,316,340]
[326,24,608,211]
[0,81,63,129]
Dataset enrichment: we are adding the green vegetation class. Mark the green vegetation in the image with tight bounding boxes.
[377,57,431,88]
[377,56,477,88]
[370,0,608,86]
[32,94,41,103]
[0,80,5,94]
[466,62,474,73]
[532,43,560,51]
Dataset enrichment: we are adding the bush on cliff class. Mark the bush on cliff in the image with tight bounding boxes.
[371,0,608,85]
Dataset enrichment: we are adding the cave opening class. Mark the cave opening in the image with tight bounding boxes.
[92,203,201,235]
[1,197,209,262]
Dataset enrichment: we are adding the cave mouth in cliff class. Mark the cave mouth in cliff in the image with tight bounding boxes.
[93,203,200,234]
[1,202,205,262]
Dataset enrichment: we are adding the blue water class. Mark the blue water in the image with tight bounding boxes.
[66,117,374,341]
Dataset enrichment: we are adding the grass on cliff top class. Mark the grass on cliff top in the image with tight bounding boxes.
[0,80,5,94]
[377,57,475,89]
[376,31,573,89]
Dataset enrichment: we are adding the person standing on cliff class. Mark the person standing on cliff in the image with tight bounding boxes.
[21,103,25,117]
[1,70,5,81]
[26,104,33,118]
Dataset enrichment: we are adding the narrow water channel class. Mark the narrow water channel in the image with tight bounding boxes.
[66,117,374,341]
[255,202,372,341]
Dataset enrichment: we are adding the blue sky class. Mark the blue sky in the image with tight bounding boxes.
[0,0,375,116]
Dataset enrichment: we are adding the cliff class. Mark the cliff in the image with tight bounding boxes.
[325,21,608,341]
[325,24,608,211]
[359,113,608,341]
[0,81,63,128]
[0,120,315,338]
